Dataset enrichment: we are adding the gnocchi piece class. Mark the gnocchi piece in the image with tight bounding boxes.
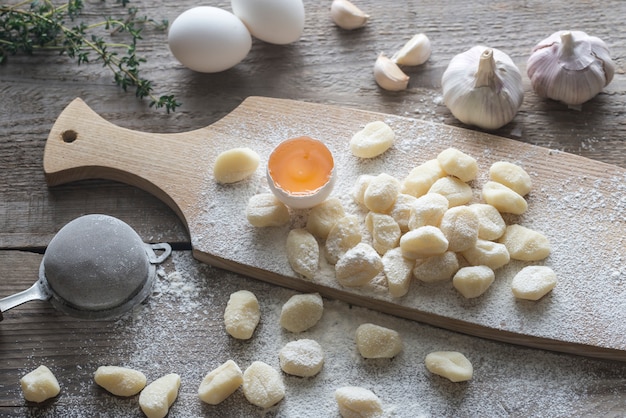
[365,212,401,255]
[425,351,473,382]
[402,159,446,197]
[349,121,395,158]
[364,173,401,213]
[413,251,459,283]
[461,239,511,270]
[139,373,181,418]
[198,360,243,405]
[439,206,479,252]
[382,247,414,298]
[279,339,325,377]
[437,147,478,182]
[355,323,403,358]
[499,224,551,261]
[399,226,448,259]
[279,293,324,333]
[213,147,260,184]
[335,386,383,418]
[324,214,362,264]
[20,365,61,403]
[286,229,319,279]
[388,193,418,232]
[453,266,495,298]
[246,193,290,227]
[489,161,532,196]
[407,193,449,229]
[335,243,383,287]
[469,203,506,240]
[511,266,557,300]
[428,176,473,207]
[242,361,285,409]
[94,366,147,397]
[306,197,345,239]
[482,181,528,215]
[224,290,261,340]
[352,174,375,205]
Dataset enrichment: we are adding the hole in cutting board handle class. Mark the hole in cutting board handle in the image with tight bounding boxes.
[62,130,78,143]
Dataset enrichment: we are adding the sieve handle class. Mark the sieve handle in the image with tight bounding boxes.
[0,281,50,321]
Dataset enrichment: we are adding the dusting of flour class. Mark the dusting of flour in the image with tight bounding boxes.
[190,105,626,354]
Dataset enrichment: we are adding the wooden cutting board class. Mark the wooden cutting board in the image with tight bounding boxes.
[43,96,626,361]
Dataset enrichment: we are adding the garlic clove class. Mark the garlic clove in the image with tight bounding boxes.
[441,46,524,130]
[374,54,410,91]
[392,33,432,66]
[527,30,615,106]
[330,0,369,30]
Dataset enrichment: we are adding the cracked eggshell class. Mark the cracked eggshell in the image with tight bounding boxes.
[168,7,252,73]
[232,0,305,45]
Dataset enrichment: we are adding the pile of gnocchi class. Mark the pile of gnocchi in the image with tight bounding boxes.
[245,121,556,302]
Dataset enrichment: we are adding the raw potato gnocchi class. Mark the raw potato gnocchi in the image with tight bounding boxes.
[461,239,511,270]
[355,323,403,358]
[453,265,495,298]
[242,361,285,408]
[437,147,478,182]
[20,365,61,403]
[286,228,319,279]
[382,247,413,298]
[402,159,446,197]
[279,293,324,333]
[138,373,181,418]
[335,386,383,418]
[499,224,551,261]
[511,266,557,300]
[325,214,362,264]
[428,176,473,207]
[439,206,479,252]
[279,339,325,377]
[349,121,395,158]
[306,197,345,239]
[482,181,528,215]
[198,360,243,405]
[413,251,459,283]
[470,203,506,240]
[94,365,146,397]
[363,173,401,213]
[425,351,473,382]
[407,193,449,229]
[246,193,290,227]
[213,147,260,184]
[365,212,401,255]
[335,243,383,287]
[489,161,532,196]
[399,225,448,259]
[224,290,261,340]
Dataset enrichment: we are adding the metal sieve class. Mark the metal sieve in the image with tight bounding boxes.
[0,214,171,320]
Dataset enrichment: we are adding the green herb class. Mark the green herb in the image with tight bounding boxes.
[0,0,180,112]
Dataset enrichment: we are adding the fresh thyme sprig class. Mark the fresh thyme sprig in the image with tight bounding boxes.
[0,0,180,112]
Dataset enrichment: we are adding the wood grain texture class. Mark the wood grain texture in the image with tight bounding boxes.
[42,96,626,360]
[1,0,625,415]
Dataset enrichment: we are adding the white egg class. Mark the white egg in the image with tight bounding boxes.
[168,7,251,73]
[231,0,305,45]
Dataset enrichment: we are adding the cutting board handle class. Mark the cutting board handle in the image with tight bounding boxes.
[43,98,211,227]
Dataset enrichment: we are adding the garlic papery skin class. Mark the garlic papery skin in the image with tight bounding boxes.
[330,0,369,30]
[392,33,431,66]
[442,46,524,130]
[527,30,615,106]
[374,54,409,91]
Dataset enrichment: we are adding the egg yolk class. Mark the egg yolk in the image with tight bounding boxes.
[268,136,334,195]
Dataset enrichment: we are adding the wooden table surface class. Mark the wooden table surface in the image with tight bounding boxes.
[1,0,625,416]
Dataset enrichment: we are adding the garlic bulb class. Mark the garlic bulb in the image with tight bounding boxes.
[527,30,615,106]
[392,33,431,66]
[374,54,409,91]
[330,0,369,30]
[442,46,524,130]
